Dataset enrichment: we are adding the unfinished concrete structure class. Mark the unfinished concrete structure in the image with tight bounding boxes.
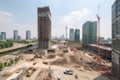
[37,6,51,49]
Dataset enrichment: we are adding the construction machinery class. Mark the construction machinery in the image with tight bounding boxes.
[43,61,48,65]
[33,62,37,65]
[63,49,68,53]
[30,58,35,61]
[26,67,36,77]
[96,4,101,65]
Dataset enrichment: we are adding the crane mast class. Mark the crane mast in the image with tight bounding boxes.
[96,5,101,65]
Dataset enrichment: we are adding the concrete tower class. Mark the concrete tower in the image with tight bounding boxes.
[37,6,51,49]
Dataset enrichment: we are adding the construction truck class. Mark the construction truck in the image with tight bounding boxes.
[26,69,33,77]
[63,49,68,53]
[43,61,48,65]
[33,62,37,65]
[26,67,36,77]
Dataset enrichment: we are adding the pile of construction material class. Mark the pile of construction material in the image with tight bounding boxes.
[47,54,56,59]
[50,52,82,65]
[36,69,54,80]
[5,68,27,80]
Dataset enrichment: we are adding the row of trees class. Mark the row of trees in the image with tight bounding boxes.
[0,57,19,71]
[0,43,33,57]
[13,40,35,44]
[0,40,13,49]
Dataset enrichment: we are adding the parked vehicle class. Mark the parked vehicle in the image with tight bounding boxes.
[68,70,73,75]
[63,69,73,75]
[57,76,61,80]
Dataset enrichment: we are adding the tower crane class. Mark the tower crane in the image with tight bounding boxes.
[96,4,101,65]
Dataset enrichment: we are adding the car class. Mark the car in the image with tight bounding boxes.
[64,70,69,74]
[68,70,73,75]
[63,69,73,75]
[57,76,61,80]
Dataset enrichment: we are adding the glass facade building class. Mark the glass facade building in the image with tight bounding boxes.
[0,32,6,40]
[74,29,80,41]
[112,0,120,79]
[13,30,18,40]
[69,28,74,41]
[26,30,31,40]
[82,21,97,46]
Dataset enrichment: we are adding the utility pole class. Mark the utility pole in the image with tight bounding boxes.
[65,25,68,47]
[96,5,101,65]
[66,25,67,41]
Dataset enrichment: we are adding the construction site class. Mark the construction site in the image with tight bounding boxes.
[0,41,117,80]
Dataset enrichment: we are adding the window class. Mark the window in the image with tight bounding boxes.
[117,20,120,35]
[112,23,116,38]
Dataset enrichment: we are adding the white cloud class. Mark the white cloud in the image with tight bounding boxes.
[0,11,13,17]
[0,10,14,24]
[0,10,37,39]
[52,8,92,38]
[62,8,91,26]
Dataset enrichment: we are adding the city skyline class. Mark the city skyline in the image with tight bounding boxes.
[0,0,114,39]
[0,0,119,80]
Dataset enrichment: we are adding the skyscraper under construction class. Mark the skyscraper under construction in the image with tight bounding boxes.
[37,6,51,49]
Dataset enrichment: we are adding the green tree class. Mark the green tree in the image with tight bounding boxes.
[10,59,14,64]
[15,57,19,63]
[0,40,13,49]
[7,62,12,66]
[9,42,13,47]
[4,62,7,67]
[4,42,9,48]
[0,43,2,49]
[27,44,33,48]
[0,63,3,71]
[1,43,5,49]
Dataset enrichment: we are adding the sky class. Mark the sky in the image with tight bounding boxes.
[0,0,115,39]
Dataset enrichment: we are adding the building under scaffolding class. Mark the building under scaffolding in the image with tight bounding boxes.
[37,6,51,49]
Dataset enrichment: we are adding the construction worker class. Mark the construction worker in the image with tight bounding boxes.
[49,66,51,71]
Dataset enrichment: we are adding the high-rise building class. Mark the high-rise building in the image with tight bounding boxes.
[100,37,105,44]
[59,35,65,40]
[106,38,111,44]
[82,21,97,46]
[26,30,31,40]
[112,0,120,79]
[18,35,21,40]
[69,28,74,41]
[100,37,111,44]
[74,29,80,41]
[37,6,51,49]
[0,34,1,40]
[13,30,18,40]
[1,32,6,40]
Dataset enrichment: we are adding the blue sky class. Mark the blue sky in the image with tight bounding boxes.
[0,0,114,39]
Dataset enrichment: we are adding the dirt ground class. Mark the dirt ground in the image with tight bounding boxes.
[0,41,118,80]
